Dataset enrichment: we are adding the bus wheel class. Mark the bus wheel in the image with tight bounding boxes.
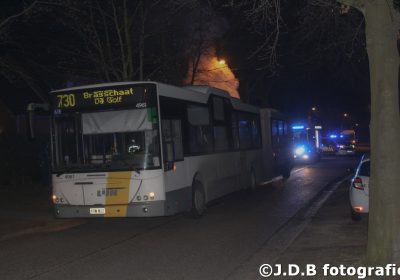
[192,181,206,218]
[282,164,291,179]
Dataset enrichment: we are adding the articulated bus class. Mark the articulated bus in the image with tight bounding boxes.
[48,82,292,218]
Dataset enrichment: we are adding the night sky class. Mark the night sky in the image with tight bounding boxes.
[0,0,371,140]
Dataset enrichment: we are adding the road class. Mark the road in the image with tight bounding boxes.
[0,156,358,280]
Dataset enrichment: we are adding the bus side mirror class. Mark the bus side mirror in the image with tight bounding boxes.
[26,103,49,141]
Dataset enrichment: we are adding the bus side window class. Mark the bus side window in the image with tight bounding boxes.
[187,104,213,154]
[271,119,279,147]
[251,115,261,148]
[278,120,284,144]
[282,121,289,144]
[212,96,229,151]
[238,113,252,149]
[231,112,240,149]
[162,119,183,161]
[212,96,225,121]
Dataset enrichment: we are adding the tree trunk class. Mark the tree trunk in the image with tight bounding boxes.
[363,0,400,264]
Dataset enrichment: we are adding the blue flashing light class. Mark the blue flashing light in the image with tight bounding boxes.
[292,125,305,130]
[329,134,337,139]
[340,135,344,138]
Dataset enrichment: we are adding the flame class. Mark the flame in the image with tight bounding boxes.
[185,47,240,99]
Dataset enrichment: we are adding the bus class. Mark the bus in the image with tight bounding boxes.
[291,124,320,161]
[45,82,292,218]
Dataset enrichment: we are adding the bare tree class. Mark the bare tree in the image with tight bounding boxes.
[46,0,198,86]
[227,0,282,74]
[168,0,230,85]
[0,0,49,102]
[0,1,38,32]
[0,0,207,96]
[294,1,367,74]
[49,0,148,83]
[338,0,400,265]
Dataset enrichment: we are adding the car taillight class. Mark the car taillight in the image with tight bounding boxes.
[352,177,364,190]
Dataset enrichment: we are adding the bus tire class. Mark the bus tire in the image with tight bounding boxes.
[192,181,206,218]
[282,164,291,179]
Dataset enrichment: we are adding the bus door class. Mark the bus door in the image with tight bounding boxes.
[271,119,289,176]
[237,113,253,187]
[161,119,189,214]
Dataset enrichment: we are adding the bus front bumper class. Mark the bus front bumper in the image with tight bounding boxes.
[54,201,166,218]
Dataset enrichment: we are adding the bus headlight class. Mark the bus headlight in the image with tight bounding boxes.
[52,194,66,204]
[149,192,155,200]
[295,146,305,156]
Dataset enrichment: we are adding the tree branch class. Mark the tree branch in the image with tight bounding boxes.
[337,0,365,14]
[0,1,38,31]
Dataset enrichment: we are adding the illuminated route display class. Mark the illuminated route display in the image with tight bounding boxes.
[52,83,156,112]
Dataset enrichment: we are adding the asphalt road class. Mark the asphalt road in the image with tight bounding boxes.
[0,156,359,280]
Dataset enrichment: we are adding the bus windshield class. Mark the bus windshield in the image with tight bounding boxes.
[53,108,161,172]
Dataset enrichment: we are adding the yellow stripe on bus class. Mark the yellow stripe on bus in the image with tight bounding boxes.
[105,171,132,217]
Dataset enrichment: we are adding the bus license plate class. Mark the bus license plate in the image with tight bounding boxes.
[90,208,106,215]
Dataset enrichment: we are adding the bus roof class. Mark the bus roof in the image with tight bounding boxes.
[159,83,259,114]
[50,81,148,93]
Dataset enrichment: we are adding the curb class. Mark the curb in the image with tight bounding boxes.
[226,174,351,280]
[267,174,352,264]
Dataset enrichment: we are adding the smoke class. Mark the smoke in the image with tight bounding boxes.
[184,46,240,99]
[179,3,239,98]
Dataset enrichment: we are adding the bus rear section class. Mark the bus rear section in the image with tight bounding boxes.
[259,109,293,180]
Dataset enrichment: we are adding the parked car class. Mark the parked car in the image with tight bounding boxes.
[349,154,370,220]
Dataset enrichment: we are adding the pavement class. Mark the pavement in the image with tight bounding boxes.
[270,182,370,279]
[0,187,85,241]
[0,176,374,279]
[226,175,374,280]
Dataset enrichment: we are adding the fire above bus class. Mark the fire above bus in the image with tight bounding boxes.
[48,82,293,218]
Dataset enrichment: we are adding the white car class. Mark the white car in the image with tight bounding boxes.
[349,154,370,220]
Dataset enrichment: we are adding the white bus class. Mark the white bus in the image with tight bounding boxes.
[48,82,292,218]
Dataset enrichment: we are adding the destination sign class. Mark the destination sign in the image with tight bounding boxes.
[52,83,156,112]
